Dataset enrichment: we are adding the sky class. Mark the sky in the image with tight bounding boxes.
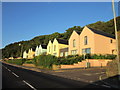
[2,2,119,48]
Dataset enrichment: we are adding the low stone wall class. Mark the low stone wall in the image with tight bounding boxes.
[60,59,112,69]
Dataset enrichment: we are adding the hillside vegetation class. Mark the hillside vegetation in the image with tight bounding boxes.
[2,16,120,58]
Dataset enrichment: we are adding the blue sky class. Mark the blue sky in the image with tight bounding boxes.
[2,2,118,48]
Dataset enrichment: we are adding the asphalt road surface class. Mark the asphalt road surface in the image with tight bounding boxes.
[2,62,110,89]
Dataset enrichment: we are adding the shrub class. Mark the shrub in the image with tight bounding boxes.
[33,55,58,69]
[6,59,27,65]
[24,60,34,64]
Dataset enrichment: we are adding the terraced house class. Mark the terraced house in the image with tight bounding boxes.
[47,40,53,55]
[69,26,117,55]
[27,48,35,59]
[52,38,68,57]
[35,44,47,56]
[47,38,68,57]
[69,30,81,55]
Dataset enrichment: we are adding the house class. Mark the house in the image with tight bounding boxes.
[35,46,39,56]
[68,30,81,55]
[79,26,116,55]
[60,47,69,57]
[23,50,28,58]
[47,40,53,55]
[37,44,47,55]
[27,48,35,59]
[52,38,68,57]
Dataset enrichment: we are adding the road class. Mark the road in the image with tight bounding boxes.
[2,62,111,89]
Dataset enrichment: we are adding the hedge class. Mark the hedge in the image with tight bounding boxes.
[6,59,26,65]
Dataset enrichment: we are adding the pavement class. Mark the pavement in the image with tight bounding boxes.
[1,61,120,89]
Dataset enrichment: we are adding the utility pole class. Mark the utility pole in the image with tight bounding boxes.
[112,0,120,80]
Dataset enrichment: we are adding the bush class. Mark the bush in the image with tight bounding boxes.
[6,59,27,65]
[24,60,34,64]
[54,55,84,65]
[33,55,58,69]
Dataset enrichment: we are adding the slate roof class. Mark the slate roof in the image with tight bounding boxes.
[56,38,68,45]
[88,27,115,39]
[41,44,47,49]
[75,30,81,35]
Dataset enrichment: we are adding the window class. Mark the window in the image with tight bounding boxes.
[54,45,56,51]
[73,39,76,47]
[65,52,68,57]
[82,48,91,54]
[49,46,50,52]
[110,39,113,43]
[71,50,77,55]
[60,52,64,57]
[84,36,88,45]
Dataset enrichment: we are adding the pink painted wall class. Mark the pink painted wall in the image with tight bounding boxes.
[60,59,112,69]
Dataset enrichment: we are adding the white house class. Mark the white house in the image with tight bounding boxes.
[23,50,28,58]
[35,46,39,56]
[35,44,47,56]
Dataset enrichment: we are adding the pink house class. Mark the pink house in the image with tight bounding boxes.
[69,26,116,55]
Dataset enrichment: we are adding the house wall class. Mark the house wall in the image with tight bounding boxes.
[27,51,35,59]
[69,31,80,55]
[39,45,47,55]
[52,39,68,57]
[79,26,95,55]
[60,48,68,57]
[94,33,116,54]
[52,39,59,57]
[79,26,116,55]
[58,44,68,57]
[47,41,53,55]
[23,51,28,58]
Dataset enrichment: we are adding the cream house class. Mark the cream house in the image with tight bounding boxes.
[52,38,68,57]
[47,40,53,55]
[27,48,35,59]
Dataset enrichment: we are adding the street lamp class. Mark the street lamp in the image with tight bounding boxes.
[19,43,23,58]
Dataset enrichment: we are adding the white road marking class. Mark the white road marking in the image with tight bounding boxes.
[23,80,37,90]
[12,72,19,77]
[7,69,11,72]
[101,84,111,88]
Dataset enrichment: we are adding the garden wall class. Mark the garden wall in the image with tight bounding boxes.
[60,59,112,69]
